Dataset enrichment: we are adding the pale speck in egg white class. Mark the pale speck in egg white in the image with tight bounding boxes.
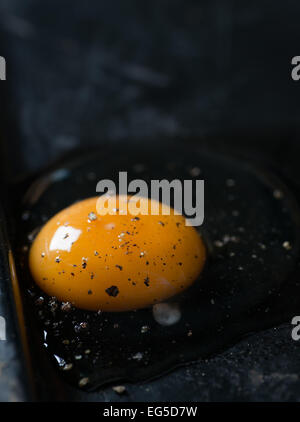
[75,354,82,360]
[78,377,89,387]
[132,352,143,361]
[62,363,73,371]
[222,235,239,245]
[112,385,126,394]
[283,241,292,250]
[152,302,181,326]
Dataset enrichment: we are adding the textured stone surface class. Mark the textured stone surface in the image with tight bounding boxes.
[90,324,300,402]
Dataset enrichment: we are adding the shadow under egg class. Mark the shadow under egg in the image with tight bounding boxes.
[16,143,300,391]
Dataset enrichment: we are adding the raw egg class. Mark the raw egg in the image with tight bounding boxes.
[29,195,206,311]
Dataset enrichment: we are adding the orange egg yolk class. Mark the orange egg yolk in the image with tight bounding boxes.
[29,195,206,311]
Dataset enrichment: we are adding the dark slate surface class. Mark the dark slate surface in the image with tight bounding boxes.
[89,324,300,402]
[0,0,300,401]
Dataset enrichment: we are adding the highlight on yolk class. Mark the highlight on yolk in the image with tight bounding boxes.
[29,195,206,312]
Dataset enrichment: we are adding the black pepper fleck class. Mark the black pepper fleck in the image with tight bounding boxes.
[105,286,119,297]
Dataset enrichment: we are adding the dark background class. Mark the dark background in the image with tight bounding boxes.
[1,0,300,401]
[1,0,300,180]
